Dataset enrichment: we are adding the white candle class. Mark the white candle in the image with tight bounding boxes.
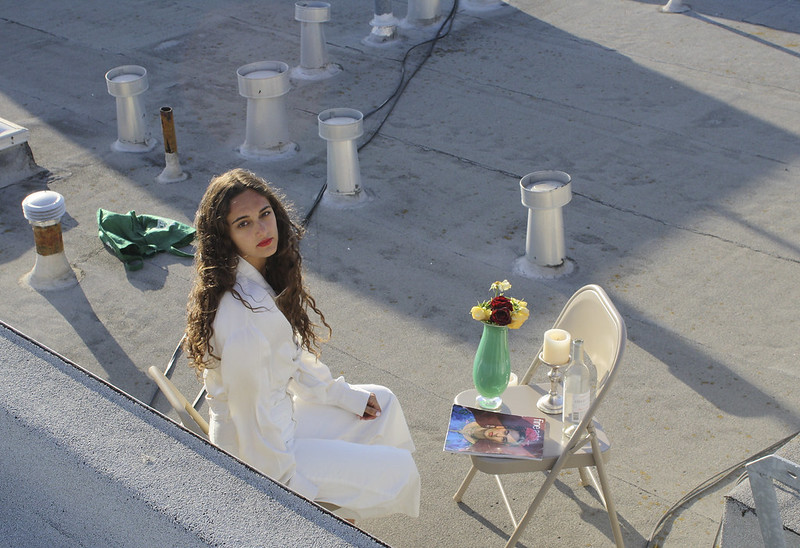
[542,328,571,364]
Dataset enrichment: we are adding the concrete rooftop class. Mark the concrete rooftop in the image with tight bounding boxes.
[1,0,799,546]
[0,320,387,548]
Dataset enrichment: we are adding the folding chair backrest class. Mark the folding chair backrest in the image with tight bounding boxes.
[147,365,209,437]
[550,284,626,397]
[520,284,626,420]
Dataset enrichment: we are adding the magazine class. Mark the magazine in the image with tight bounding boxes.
[443,404,546,460]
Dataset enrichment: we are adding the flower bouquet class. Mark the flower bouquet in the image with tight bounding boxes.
[469,280,529,409]
[470,280,530,329]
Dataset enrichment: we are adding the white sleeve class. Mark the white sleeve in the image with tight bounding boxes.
[205,387,239,456]
[288,347,370,416]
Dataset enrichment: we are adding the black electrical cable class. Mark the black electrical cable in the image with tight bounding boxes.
[301,0,460,227]
[359,0,459,140]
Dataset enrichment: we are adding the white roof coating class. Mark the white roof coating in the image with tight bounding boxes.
[2,0,800,545]
[0,322,385,548]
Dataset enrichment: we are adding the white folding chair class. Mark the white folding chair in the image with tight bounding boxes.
[453,284,626,547]
[153,334,207,408]
[147,365,209,437]
[746,454,800,548]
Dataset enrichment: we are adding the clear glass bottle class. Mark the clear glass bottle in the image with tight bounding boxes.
[562,339,593,439]
[586,347,597,404]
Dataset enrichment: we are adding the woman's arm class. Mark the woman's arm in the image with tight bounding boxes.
[288,348,371,416]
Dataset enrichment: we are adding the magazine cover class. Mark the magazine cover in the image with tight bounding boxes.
[444,404,546,460]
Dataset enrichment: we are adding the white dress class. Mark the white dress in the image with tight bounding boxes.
[203,259,420,520]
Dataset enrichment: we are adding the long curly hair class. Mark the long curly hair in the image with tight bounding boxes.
[184,168,330,374]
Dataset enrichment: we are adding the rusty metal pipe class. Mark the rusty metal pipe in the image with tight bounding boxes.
[160,106,177,154]
[156,106,187,183]
[32,224,64,256]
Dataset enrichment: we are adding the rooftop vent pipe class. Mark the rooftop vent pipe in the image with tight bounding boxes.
[318,108,368,205]
[404,0,441,27]
[156,106,188,183]
[237,61,297,160]
[513,171,574,279]
[461,0,504,11]
[292,2,341,80]
[105,65,155,153]
[661,0,690,12]
[364,0,399,46]
[21,191,79,290]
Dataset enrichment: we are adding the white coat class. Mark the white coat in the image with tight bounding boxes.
[203,259,420,519]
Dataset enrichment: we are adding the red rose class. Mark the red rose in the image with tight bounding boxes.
[490,308,512,326]
[490,296,513,311]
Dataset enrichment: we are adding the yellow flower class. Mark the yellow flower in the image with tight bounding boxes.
[508,307,530,329]
[471,280,531,328]
[471,306,490,322]
[491,279,512,293]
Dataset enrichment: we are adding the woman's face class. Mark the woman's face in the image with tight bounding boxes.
[482,426,512,444]
[226,188,279,272]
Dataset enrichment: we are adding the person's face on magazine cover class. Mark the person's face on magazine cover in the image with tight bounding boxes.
[480,426,521,444]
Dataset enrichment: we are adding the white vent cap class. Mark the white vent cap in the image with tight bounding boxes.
[22,191,66,223]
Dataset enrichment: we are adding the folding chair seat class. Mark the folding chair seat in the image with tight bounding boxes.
[453,284,626,547]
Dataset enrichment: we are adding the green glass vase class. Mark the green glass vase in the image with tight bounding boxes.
[472,323,511,410]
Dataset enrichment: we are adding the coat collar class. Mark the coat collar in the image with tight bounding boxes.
[235,256,276,303]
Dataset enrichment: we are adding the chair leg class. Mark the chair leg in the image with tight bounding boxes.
[504,438,591,547]
[579,466,590,486]
[591,435,624,547]
[454,464,478,502]
[579,466,607,509]
[495,475,519,528]
[504,466,561,548]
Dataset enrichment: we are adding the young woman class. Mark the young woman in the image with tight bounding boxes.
[184,168,420,520]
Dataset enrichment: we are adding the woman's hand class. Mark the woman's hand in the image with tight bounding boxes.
[361,393,382,420]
